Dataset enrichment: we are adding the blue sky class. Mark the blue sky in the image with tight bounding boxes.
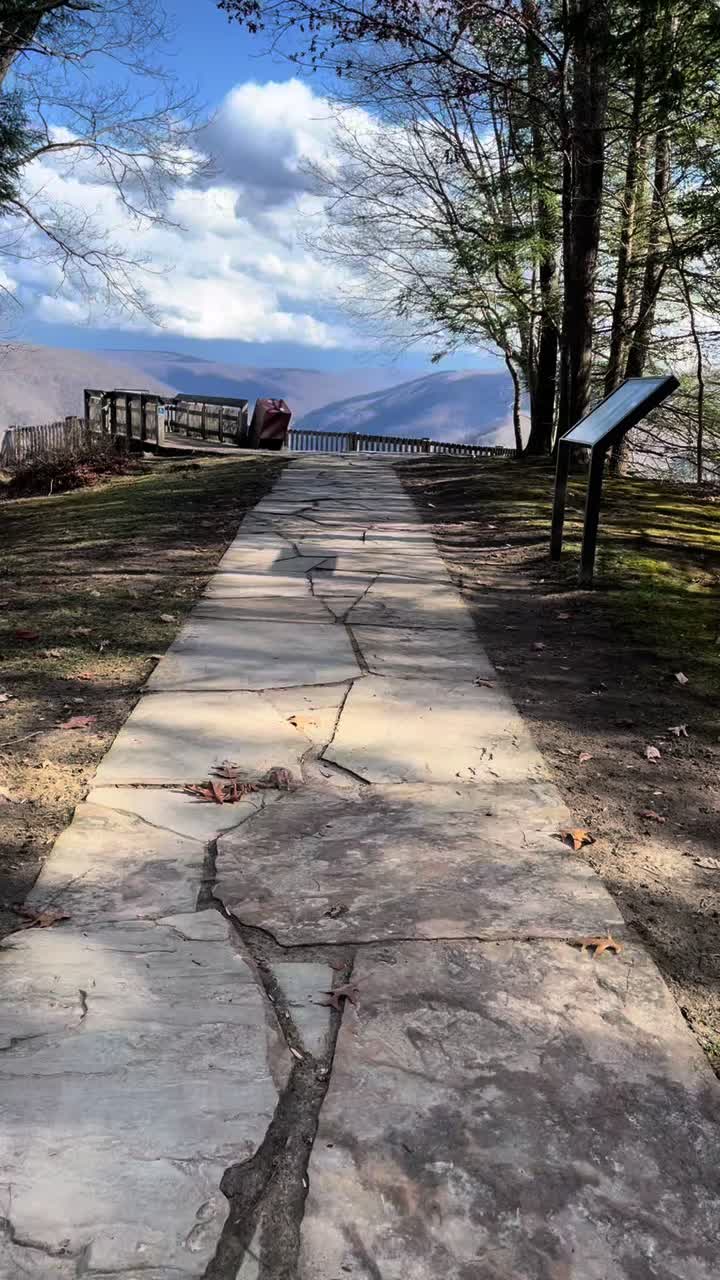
[10,0,492,375]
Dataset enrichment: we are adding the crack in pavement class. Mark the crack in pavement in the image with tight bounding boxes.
[197,840,353,1280]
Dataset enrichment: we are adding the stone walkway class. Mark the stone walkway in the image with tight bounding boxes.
[1,456,718,1280]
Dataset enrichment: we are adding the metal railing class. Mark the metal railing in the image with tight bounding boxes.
[287,428,513,457]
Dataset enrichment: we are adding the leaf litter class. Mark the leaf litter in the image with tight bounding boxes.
[185,764,296,804]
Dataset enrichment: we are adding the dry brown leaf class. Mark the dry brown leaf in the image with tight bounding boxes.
[320,983,360,1011]
[578,752,593,764]
[58,711,96,732]
[261,766,295,791]
[213,761,246,780]
[0,692,14,704]
[674,671,689,685]
[160,613,176,623]
[559,828,595,851]
[58,715,97,730]
[645,745,662,762]
[13,905,71,930]
[638,809,666,823]
[575,934,623,958]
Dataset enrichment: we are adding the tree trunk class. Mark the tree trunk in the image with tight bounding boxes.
[522,0,559,455]
[561,0,611,432]
[504,354,524,457]
[605,31,649,399]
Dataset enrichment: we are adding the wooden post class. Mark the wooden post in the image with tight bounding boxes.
[579,446,607,586]
[348,431,358,452]
[423,437,432,453]
[200,402,207,440]
[218,404,224,444]
[550,442,571,560]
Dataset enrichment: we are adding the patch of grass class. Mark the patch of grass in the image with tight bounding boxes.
[407,456,720,693]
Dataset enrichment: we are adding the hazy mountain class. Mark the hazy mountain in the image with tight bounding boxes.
[106,350,406,421]
[302,370,523,445]
[0,344,175,430]
[0,344,519,445]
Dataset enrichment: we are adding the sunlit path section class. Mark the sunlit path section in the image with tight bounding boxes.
[0,456,717,1279]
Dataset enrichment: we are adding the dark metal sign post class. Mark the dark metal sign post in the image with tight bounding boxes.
[550,374,679,586]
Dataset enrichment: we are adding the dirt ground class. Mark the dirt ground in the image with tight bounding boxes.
[0,453,284,940]
[398,456,720,1075]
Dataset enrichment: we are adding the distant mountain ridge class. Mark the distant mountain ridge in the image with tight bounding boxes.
[0,344,520,445]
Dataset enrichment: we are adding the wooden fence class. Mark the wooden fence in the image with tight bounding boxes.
[0,417,95,466]
[287,427,514,458]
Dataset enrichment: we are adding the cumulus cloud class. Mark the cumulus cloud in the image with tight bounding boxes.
[9,79,369,348]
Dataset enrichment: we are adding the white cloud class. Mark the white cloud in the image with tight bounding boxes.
[9,79,369,348]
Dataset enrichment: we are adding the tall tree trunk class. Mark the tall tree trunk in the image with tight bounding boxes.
[605,31,649,398]
[522,0,560,455]
[561,0,611,432]
[504,353,524,457]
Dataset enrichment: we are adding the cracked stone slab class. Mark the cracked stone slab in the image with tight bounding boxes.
[217,545,326,575]
[352,624,496,681]
[324,676,551,784]
[203,570,312,598]
[271,961,334,1058]
[194,595,335,624]
[300,940,720,1280]
[260,684,347,748]
[215,784,621,946]
[346,577,475,630]
[145,618,360,691]
[87,784,267,843]
[94,690,307,784]
[24,802,204,924]
[0,915,288,1276]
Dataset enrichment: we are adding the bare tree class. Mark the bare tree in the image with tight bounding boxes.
[0,1,205,319]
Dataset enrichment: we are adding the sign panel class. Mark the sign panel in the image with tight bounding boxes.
[562,377,672,447]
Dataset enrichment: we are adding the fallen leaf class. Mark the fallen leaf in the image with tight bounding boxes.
[574,934,623,958]
[674,671,689,685]
[261,766,295,791]
[320,983,360,1011]
[58,715,97,730]
[694,857,720,871]
[213,761,246,780]
[75,672,96,681]
[42,648,62,659]
[639,809,666,823]
[0,692,14,703]
[668,724,689,737]
[578,752,593,764]
[289,1046,304,1060]
[645,745,661,762]
[13,906,71,930]
[556,612,572,620]
[160,613,176,623]
[559,828,594,851]
[14,628,39,642]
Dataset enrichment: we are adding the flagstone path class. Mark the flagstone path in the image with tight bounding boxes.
[1,456,718,1280]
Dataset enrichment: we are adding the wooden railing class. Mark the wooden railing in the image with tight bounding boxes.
[286,427,514,458]
[0,417,94,465]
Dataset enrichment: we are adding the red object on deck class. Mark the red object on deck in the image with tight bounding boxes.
[249,398,292,450]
